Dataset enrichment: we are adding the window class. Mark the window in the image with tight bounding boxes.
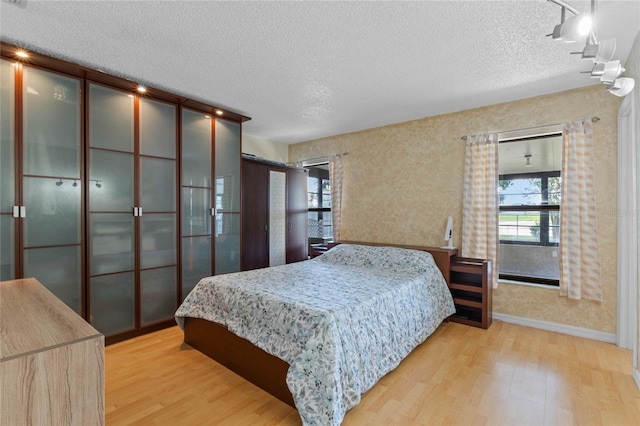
[498,134,562,286]
[307,164,332,244]
[499,172,561,246]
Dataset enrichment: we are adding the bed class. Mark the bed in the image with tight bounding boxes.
[175,243,456,425]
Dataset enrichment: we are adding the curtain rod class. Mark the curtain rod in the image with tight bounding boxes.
[460,116,600,140]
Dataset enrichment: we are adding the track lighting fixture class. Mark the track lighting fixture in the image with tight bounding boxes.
[548,0,635,97]
[577,37,616,62]
[605,77,635,97]
[551,11,592,43]
[590,60,625,85]
[524,154,532,167]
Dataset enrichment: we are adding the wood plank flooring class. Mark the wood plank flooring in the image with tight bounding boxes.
[105,321,640,425]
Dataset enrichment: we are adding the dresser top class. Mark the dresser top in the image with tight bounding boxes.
[1,278,102,361]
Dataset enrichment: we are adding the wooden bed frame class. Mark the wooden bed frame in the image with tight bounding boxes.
[183,242,457,407]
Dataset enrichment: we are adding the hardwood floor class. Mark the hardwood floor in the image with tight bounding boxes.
[105,321,640,425]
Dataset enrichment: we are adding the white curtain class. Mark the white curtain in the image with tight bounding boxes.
[559,119,603,301]
[329,154,344,242]
[462,133,499,288]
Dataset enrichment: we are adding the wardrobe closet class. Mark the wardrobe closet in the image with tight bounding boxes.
[0,46,247,343]
[241,157,308,271]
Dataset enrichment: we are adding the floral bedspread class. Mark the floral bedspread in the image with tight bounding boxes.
[175,244,455,425]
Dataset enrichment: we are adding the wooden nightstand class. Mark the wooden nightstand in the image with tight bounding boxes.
[448,257,493,329]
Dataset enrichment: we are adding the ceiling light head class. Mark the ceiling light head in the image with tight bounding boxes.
[215,110,223,116]
[590,60,625,83]
[137,85,147,94]
[16,50,29,59]
[56,179,63,186]
[552,13,592,43]
[606,77,635,97]
[581,38,616,62]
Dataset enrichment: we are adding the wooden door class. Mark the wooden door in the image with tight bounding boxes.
[241,159,269,270]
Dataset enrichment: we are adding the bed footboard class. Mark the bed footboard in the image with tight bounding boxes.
[183,317,295,407]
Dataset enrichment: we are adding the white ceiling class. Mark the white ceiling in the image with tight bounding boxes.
[1,0,638,144]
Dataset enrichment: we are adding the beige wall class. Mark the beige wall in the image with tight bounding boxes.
[242,133,289,163]
[290,85,621,334]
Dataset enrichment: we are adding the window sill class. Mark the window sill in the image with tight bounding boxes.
[498,278,559,290]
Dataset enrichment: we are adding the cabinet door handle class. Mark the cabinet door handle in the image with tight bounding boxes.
[12,206,25,218]
[138,207,143,217]
[211,208,216,216]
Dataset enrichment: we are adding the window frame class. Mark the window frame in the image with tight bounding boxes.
[499,170,561,247]
[498,162,561,286]
[307,165,332,241]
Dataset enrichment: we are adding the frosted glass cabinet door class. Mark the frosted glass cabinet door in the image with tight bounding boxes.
[182,187,211,236]
[139,98,178,325]
[88,84,134,152]
[215,213,240,274]
[24,246,82,313]
[140,213,176,269]
[0,59,15,280]
[90,272,135,336]
[214,119,241,212]
[89,150,134,212]
[88,83,136,334]
[182,236,211,299]
[140,157,176,212]
[141,267,177,326]
[23,68,81,178]
[214,119,241,274]
[181,108,213,295]
[182,110,212,187]
[21,66,82,312]
[140,98,176,158]
[23,177,81,247]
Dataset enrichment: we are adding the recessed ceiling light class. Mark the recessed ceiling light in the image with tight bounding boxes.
[137,85,147,93]
[16,50,29,59]
[215,110,223,116]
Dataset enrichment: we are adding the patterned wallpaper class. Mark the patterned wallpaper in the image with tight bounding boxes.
[289,85,621,334]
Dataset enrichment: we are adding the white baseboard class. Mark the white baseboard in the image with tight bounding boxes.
[493,312,617,344]
[634,368,640,391]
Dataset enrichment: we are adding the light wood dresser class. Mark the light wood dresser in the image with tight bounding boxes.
[0,278,104,425]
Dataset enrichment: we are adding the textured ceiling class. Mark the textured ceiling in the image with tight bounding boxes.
[1,0,638,144]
